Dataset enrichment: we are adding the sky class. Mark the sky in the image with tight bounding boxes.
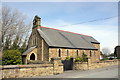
[2,2,118,53]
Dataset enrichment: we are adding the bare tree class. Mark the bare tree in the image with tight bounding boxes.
[1,5,32,50]
[102,47,111,56]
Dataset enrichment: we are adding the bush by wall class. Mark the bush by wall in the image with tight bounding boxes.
[75,54,88,62]
[2,50,22,65]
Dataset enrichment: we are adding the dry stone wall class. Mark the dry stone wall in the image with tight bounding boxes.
[2,58,63,79]
[73,59,118,70]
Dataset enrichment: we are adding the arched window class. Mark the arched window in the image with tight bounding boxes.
[58,49,61,57]
[76,50,79,56]
[66,50,69,56]
[30,53,35,60]
[90,51,92,57]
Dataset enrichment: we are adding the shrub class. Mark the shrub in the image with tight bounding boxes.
[65,56,73,60]
[75,57,84,62]
[75,54,88,62]
[2,50,22,65]
[82,53,88,62]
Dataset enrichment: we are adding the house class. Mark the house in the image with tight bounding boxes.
[22,15,100,64]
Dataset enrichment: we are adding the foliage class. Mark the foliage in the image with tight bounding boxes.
[2,50,22,65]
[82,53,88,62]
[19,39,27,53]
[100,58,109,61]
[75,56,84,62]
[3,36,11,51]
[75,53,88,62]
[11,36,20,50]
[102,47,111,56]
[109,53,114,56]
[1,5,32,52]
[65,56,73,60]
[117,57,120,59]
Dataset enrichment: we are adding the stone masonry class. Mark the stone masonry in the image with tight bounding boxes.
[2,58,63,79]
[73,59,118,70]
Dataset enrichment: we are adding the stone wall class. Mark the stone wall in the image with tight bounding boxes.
[73,62,88,70]
[73,59,118,70]
[1,58,63,79]
[91,43,100,62]
[42,39,49,61]
[51,57,63,74]
[27,29,49,62]
[27,29,43,61]
[49,48,100,62]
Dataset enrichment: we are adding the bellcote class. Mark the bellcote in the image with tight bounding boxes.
[33,15,41,29]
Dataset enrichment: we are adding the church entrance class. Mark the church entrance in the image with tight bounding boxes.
[30,53,35,60]
[62,58,74,71]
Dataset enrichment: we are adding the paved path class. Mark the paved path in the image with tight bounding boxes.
[31,65,118,78]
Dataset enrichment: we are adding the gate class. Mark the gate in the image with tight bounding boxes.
[62,58,74,71]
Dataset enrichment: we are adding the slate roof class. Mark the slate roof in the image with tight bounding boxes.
[37,26,100,50]
[22,46,36,55]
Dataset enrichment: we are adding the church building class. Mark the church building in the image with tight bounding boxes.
[22,15,100,64]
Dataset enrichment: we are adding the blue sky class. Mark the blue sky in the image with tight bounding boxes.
[3,2,118,53]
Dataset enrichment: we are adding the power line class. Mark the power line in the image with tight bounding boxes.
[57,16,117,27]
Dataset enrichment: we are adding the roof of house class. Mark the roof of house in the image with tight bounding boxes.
[22,46,36,55]
[37,26,100,50]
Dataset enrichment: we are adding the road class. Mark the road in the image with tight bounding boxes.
[32,65,118,78]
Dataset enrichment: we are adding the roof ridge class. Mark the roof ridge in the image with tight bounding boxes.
[41,26,92,37]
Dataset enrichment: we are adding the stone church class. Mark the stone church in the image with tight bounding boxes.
[22,15,100,64]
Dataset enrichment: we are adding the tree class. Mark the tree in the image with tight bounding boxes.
[2,50,22,65]
[1,5,32,52]
[3,36,11,51]
[11,36,19,50]
[19,39,27,53]
[102,47,111,56]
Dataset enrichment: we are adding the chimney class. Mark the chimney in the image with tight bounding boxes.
[33,15,41,29]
